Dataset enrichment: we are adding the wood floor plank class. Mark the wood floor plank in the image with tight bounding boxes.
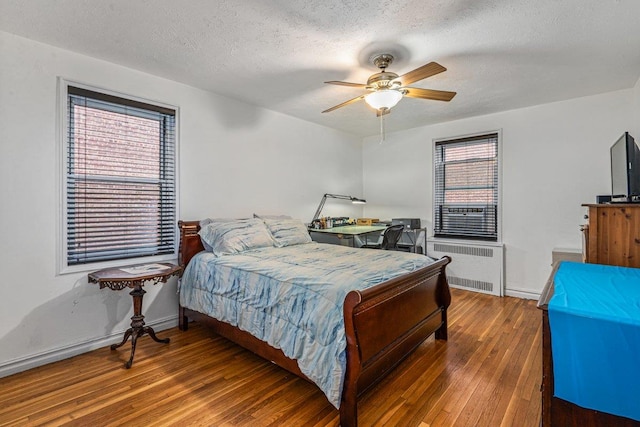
[0,289,542,427]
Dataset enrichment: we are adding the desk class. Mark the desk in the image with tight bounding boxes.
[88,262,182,368]
[309,225,388,247]
[397,227,427,254]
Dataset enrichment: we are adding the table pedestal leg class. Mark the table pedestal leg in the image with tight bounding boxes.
[111,284,170,368]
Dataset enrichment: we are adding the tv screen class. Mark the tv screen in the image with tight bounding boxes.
[611,132,640,201]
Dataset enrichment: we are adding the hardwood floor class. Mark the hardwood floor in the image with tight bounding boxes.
[0,289,542,426]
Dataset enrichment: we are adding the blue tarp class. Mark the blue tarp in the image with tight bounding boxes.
[548,261,640,422]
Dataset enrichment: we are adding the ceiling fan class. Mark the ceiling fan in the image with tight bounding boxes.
[322,53,456,116]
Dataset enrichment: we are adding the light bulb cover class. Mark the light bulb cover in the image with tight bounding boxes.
[364,89,403,110]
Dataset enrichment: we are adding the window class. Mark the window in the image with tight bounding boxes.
[63,84,177,268]
[433,132,499,241]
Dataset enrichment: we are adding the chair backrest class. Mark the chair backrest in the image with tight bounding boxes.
[381,224,404,250]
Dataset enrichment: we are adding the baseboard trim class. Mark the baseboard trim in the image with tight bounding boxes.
[505,288,541,300]
[0,315,178,379]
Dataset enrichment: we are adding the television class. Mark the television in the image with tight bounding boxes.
[610,132,640,202]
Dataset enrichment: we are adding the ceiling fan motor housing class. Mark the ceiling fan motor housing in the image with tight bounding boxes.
[367,71,401,90]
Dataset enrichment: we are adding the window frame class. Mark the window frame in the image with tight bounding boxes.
[432,130,502,243]
[57,79,180,274]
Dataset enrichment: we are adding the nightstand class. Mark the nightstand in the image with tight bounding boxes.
[88,262,182,368]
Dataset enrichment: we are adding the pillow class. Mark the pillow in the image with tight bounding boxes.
[263,218,312,247]
[199,219,275,256]
[200,217,234,227]
[198,218,238,251]
[253,213,293,220]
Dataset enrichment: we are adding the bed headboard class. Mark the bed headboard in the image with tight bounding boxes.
[178,220,205,268]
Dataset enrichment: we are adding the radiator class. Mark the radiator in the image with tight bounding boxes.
[427,240,504,296]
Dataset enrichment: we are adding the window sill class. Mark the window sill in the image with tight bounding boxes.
[57,253,178,276]
[429,236,504,247]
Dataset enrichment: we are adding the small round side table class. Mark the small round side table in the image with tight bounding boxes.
[88,262,182,368]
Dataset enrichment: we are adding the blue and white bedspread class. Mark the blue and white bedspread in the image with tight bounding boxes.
[180,242,437,408]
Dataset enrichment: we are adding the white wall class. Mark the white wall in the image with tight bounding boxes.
[634,77,640,138]
[362,90,635,298]
[0,32,362,374]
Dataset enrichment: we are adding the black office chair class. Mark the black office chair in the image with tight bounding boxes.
[361,224,404,250]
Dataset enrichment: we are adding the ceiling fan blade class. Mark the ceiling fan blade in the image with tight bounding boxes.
[392,62,446,86]
[322,95,366,113]
[376,108,391,117]
[325,81,367,88]
[403,87,457,102]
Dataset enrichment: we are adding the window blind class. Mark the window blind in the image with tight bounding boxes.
[66,86,176,265]
[434,133,498,241]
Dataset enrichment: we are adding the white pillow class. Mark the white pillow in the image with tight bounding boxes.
[263,218,312,247]
[199,219,275,256]
[200,217,238,227]
[198,218,238,251]
[253,213,293,220]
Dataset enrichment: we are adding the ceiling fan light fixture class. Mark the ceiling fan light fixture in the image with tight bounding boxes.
[364,89,403,110]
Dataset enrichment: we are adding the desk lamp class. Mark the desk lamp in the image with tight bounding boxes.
[312,193,366,223]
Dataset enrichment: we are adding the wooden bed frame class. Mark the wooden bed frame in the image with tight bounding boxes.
[177,220,452,427]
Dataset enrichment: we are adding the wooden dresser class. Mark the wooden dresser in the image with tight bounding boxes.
[582,203,640,268]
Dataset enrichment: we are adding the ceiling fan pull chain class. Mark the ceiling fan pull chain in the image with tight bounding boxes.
[380,110,386,143]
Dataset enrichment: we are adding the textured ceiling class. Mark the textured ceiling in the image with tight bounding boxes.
[1,0,640,137]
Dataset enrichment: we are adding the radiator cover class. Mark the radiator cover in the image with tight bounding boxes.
[427,240,504,296]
